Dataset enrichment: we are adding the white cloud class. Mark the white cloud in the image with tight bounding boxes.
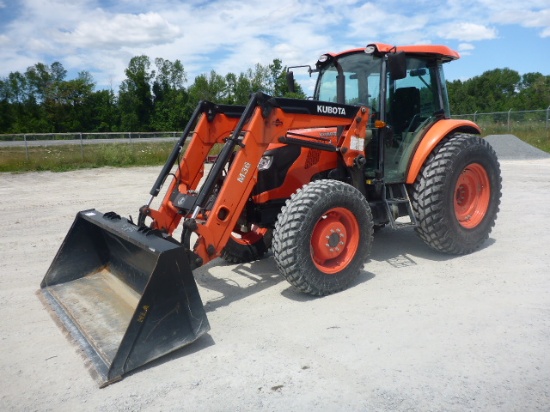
[348,3,429,40]
[458,43,475,50]
[437,22,498,42]
[457,43,475,56]
[0,0,548,90]
[493,7,550,38]
[470,1,550,38]
[60,12,181,49]
[139,0,337,80]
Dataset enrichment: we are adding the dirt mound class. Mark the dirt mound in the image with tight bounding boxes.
[484,134,550,160]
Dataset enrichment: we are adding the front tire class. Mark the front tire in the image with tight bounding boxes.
[411,133,502,254]
[273,180,374,296]
[221,226,272,263]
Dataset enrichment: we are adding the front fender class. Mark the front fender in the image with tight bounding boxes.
[406,119,481,184]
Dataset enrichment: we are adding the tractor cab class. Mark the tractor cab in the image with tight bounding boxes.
[312,43,456,183]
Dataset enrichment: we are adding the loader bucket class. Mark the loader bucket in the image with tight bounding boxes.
[39,210,210,387]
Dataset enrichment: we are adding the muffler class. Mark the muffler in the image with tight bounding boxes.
[39,210,210,387]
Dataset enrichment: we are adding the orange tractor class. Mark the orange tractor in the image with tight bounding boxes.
[40,43,501,386]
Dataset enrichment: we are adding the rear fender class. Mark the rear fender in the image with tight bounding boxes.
[406,119,480,184]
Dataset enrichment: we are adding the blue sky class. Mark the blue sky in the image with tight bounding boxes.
[0,0,549,94]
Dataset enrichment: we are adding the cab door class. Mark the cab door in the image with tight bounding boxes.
[383,57,447,182]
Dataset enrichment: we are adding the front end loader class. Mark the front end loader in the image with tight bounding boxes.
[39,43,501,386]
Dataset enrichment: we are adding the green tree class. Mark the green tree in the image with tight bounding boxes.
[448,68,550,114]
[269,58,305,99]
[6,71,28,103]
[447,79,477,114]
[0,79,13,132]
[448,68,523,113]
[516,73,550,110]
[151,58,188,130]
[82,88,118,132]
[184,70,229,119]
[153,58,186,97]
[118,56,155,131]
[224,72,254,105]
[23,61,86,132]
[54,71,96,131]
[469,68,520,111]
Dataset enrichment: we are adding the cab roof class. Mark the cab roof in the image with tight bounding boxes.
[325,43,460,62]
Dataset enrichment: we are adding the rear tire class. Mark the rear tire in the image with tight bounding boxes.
[411,133,501,254]
[273,180,374,296]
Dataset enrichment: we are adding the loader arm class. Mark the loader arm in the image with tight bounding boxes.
[145,92,370,266]
[141,103,245,232]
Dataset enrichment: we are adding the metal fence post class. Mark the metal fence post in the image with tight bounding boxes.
[24,134,29,161]
[546,105,550,130]
[80,132,84,159]
[507,108,512,132]
[474,111,477,123]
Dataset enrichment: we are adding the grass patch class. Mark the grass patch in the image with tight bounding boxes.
[0,141,178,172]
[1,125,548,173]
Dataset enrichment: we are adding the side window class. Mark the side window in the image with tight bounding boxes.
[388,58,437,137]
[317,70,338,103]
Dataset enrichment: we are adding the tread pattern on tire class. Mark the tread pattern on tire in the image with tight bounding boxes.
[273,179,373,296]
[411,133,502,254]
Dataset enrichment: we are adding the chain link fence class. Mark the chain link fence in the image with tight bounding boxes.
[0,131,180,144]
[451,107,550,135]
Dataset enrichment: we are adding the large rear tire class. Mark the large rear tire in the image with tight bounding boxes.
[273,180,374,296]
[411,133,501,254]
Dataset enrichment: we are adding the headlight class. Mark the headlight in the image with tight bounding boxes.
[364,45,376,54]
[258,155,274,171]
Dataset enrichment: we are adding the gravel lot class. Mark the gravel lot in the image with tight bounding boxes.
[0,135,549,411]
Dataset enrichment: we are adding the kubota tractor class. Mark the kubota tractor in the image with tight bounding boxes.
[39,43,501,386]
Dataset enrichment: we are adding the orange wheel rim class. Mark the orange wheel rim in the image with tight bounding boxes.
[310,207,360,274]
[454,163,491,229]
[231,225,268,245]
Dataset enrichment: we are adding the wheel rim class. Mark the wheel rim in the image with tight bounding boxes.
[231,225,268,245]
[454,163,491,229]
[310,207,360,274]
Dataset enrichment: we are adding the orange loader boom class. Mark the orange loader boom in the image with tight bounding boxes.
[140,92,370,267]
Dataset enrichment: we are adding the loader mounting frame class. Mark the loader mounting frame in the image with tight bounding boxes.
[140,92,371,267]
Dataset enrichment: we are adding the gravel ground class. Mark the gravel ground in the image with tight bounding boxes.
[0,134,549,411]
[485,134,550,160]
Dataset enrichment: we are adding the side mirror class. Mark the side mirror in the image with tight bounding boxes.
[286,70,296,93]
[387,52,407,80]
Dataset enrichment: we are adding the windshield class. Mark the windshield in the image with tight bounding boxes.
[314,52,383,107]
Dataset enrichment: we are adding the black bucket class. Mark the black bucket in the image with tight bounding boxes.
[39,210,210,387]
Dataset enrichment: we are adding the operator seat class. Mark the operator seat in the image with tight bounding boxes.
[390,87,421,136]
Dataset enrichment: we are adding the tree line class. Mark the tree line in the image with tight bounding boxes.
[447,68,550,114]
[1,57,548,134]
[0,57,305,134]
